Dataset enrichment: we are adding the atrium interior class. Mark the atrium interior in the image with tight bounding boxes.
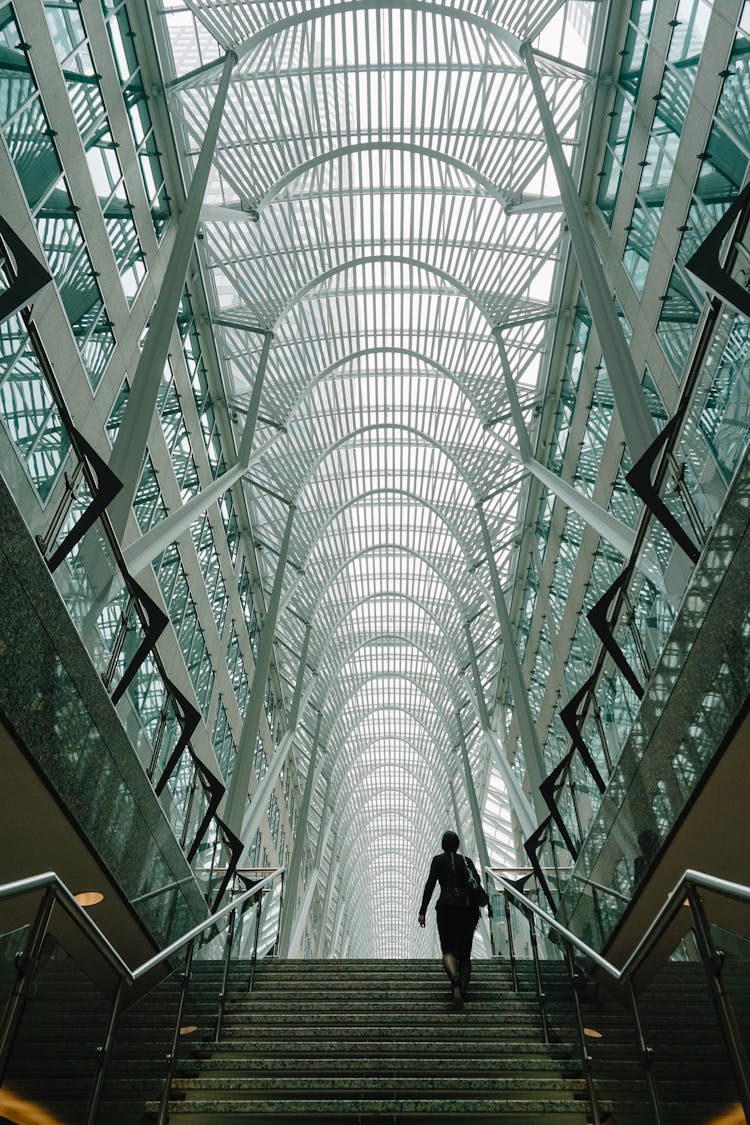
[0,0,750,997]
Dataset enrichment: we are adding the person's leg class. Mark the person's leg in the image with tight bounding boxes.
[458,956,471,998]
[457,917,478,998]
[437,909,464,1009]
[445,952,463,1009]
[442,951,458,981]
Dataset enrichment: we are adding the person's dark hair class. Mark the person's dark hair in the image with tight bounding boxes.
[441,830,460,853]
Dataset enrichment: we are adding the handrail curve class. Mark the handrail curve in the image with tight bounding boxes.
[0,866,285,984]
[486,865,750,987]
[0,866,285,1125]
[488,865,750,1123]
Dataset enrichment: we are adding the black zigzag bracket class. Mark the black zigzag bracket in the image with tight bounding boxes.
[0,214,52,324]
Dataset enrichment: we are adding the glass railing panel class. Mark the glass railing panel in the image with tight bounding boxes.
[50,515,149,699]
[567,878,632,951]
[636,924,742,1123]
[257,879,283,960]
[581,708,612,783]
[559,440,750,945]
[501,893,653,1122]
[116,651,168,773]
[709,920,750,1072]
[129,876,199,952]
[1,933,112,1125]
[100,952,189,1120]
[0,922,30,1048]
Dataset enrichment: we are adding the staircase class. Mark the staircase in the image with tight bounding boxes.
[2,954,747,1123]
[156,958,591,1123]
[2,956,590,1123]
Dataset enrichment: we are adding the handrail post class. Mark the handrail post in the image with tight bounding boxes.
[590,885,606,948]
[525,906,550,1045]
[214,910,236,1043]
[272,871,285,957]
[0,885,56,1082]
[502,891,518,993]
[565,944,601,1125]
[248,889,265,994]
[85,979,125,1125]
[625,979,662,1125]
[156,939,196,1125]
[687,886,750,1118]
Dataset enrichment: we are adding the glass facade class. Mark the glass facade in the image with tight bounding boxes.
[100,0,171,237]
[0,4,114,388]
[43,0,147,302]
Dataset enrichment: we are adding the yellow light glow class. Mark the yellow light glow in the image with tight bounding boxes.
[74,891,104,907]
[706,1108,745,1125]
[0,1088,69,1124]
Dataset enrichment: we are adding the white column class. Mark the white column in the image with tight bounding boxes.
[288,876,319,958]
[520,44,657,465]
[238,678,317,847]
[224,506,296,834]
[448,776,463,839]
[456,713,492,881]
[277,712,323,957]
[493,329,637,560]
[107,51,237,540]
[476,506,547,821]
[317,845,341,958]
[450,749,494,955]
[331,891,347,959]
[463,624,537,838]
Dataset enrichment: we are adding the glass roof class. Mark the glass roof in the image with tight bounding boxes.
[154,0,604,956]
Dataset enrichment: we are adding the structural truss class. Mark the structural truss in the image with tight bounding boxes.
[154,0,604,957]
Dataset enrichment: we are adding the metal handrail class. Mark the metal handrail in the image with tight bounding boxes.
[568,872,630,905]
[0,866,284,984]
[487,866,750,985]
[0,872,132,980]
[487,866,574,875]
[487,865,750,1123]
[132,867,283,980]
[0,866,285,1124]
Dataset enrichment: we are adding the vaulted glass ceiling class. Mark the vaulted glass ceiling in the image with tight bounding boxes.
[154,0,605,956]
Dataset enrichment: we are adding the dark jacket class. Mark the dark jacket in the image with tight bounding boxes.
[419,851,482,915]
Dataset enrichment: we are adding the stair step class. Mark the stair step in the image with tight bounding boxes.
[187,1038,578,1058]
[50,1106,591,1125]
[150,1097,591,1116]
[177,1057,587,1077]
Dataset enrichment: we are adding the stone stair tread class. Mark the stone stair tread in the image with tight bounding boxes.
[217,1004,541,1016]
[219,1012,544,1026]
[188,1038,578,1056]
[169,1076,588,1093]
[101,1110,591,1125]
[177,1058,586,1076]
[152,1097,591,1114]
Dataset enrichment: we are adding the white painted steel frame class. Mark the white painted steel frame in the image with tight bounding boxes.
[152,0,611,957]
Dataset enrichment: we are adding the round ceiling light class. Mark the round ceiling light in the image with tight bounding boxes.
[74,891,104,907]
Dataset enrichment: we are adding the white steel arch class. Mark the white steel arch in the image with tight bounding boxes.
[154,0,612,956]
